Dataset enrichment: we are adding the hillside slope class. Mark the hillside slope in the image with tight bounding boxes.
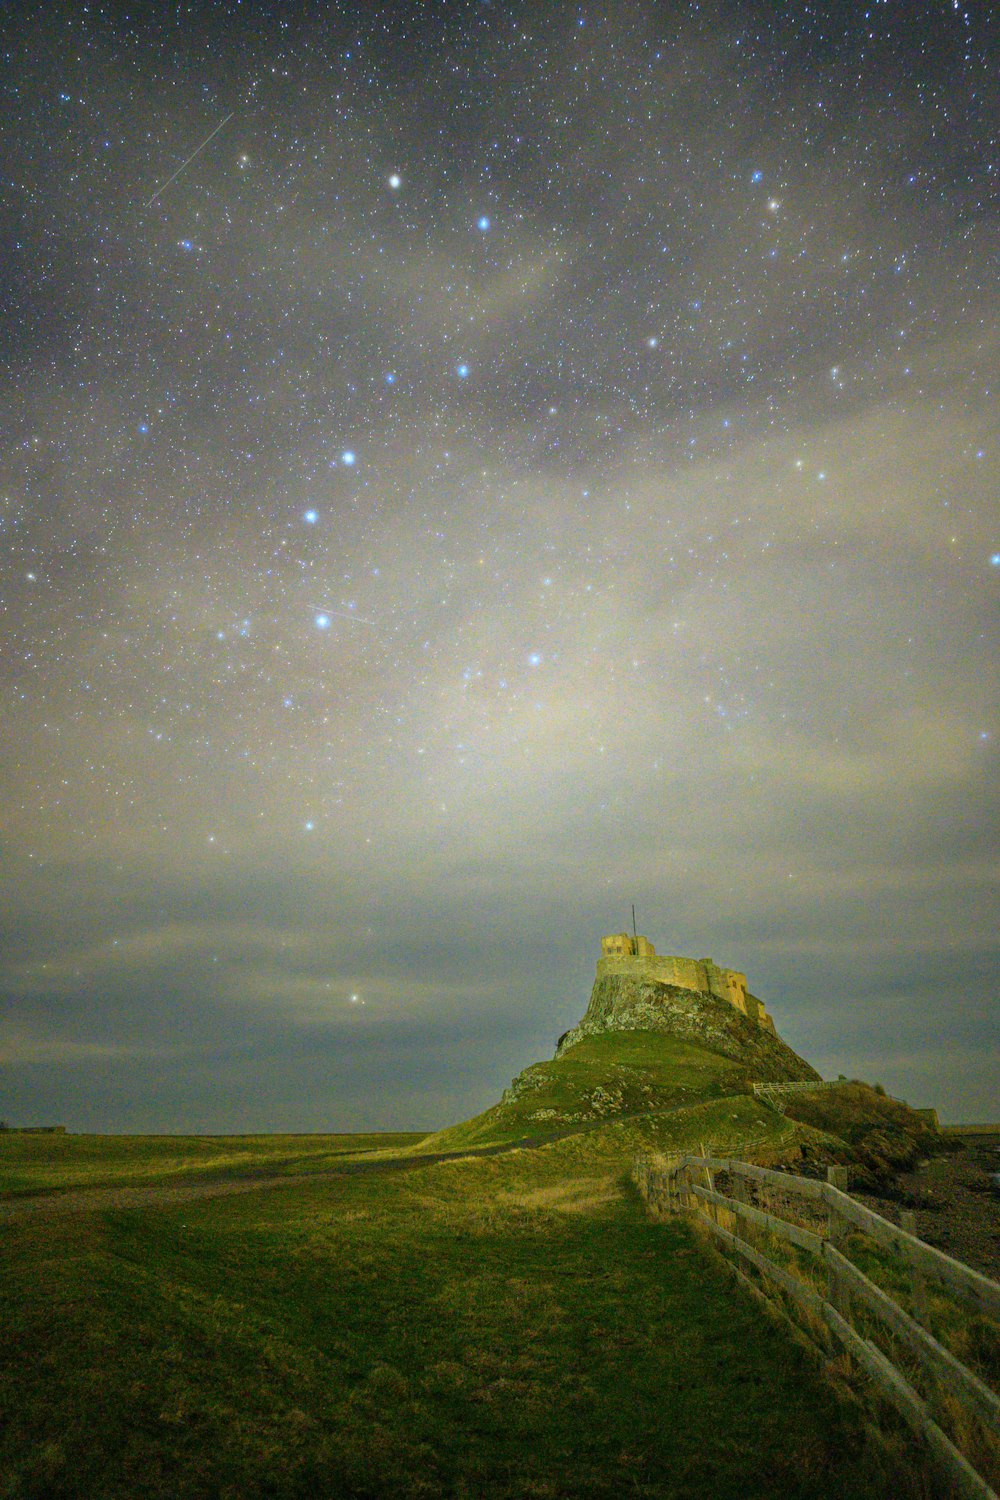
[420,963,937,1179]
[423,1030,748,1150]
[422,963,820,1153]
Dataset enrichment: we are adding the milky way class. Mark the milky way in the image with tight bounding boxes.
[2,2,997,1130]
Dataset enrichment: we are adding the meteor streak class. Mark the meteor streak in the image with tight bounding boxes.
[314,606,378,628]
[144,111,235,208]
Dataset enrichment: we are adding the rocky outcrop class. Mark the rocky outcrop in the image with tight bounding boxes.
[556,972,819,1084]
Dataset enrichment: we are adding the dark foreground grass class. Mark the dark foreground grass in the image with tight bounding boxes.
[0,1143,929,1500]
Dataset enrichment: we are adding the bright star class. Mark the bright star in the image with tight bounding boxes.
[388,173,402,190]
[991,554,1000,567]
[341,450,356,466]
[304,821,315,832]
[528,652,542,666]
[477,215,491,231]
[384,372,396,384]
[456,363,470,378]
[751,169,763,183]
[315,613,330,629]
[304,509,318,524]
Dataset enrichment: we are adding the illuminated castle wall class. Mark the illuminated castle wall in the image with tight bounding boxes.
[598,933,775,1032]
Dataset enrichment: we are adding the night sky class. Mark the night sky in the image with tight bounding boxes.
[3,2,997,1132]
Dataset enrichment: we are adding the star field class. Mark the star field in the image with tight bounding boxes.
[2,1,997,1130]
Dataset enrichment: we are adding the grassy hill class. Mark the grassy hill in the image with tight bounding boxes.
[418,973,938,1185]
[422,1030,761,1151]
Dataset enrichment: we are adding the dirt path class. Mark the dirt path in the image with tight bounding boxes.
[0,1102,705,1221]
[0,1138,549,1221]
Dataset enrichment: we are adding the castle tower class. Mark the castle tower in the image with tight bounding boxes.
[598,930,775,1032]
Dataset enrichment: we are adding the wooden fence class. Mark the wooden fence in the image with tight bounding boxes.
[751,1080,849,1113]
[635,1152,1000,1500]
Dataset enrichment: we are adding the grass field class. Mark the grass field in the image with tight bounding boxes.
[0,1131,427,1196]
[1,1129,931,1500]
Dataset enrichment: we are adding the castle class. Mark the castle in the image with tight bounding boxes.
[599,932,776,1033]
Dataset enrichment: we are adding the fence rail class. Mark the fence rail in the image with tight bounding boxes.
[635,1152,1000,1500]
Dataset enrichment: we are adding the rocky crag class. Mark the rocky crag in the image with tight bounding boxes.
[555,970,819,1085]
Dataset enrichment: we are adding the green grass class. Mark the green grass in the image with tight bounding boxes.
[421,1030,749,1150]
[0,1131,427,1196]
[0,1138,928,1500]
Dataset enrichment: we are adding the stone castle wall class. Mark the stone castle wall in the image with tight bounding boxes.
[597,953,710,993]
[597,939,775,1033]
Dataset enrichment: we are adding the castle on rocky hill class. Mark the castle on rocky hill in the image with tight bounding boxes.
[599,932,776,1033]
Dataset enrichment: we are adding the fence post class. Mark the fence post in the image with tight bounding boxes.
[826,1166,850,1321]
[661,1153,680,1215]
[700,1140,717,1226]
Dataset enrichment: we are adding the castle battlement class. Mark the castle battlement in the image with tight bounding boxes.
[599,933,775,1032]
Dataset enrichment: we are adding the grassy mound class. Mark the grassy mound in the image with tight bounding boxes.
[497,1092,840,1174]
[420,1030,750,1151]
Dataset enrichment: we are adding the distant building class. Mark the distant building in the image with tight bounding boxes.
[599,932,775,1032]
